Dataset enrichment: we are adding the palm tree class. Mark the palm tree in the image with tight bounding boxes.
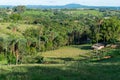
[7,23,18,32]
[37,24,44,51]
[0,34,9,56]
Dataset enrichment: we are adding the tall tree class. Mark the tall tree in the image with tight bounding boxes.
[100,17,120,43]
[13,6,26,13]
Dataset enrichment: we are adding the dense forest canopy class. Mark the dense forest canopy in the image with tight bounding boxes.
[0,6,120,64]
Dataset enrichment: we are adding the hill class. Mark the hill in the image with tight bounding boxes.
[26,4,120,9]
[26,3,87,9]
[0,4,120,10]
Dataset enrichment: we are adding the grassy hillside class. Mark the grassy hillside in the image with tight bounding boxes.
[0,45,120,80]
[0,56,120,80]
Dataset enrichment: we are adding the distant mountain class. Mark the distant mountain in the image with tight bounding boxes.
[26,4,120,10]
[60,3,86,8]
[0,5,13,8]
[26,4,87,9]
[0,4,120,10]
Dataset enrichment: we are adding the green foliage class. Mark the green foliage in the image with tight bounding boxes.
[6,53,16,64]
[34,55,44,63]
[22,55,43,64]
[100,17,120,43]
[30,47,37,55]
[0,53,5,61]
[10,13,22,22]
[7,23,18,32]
[105,49,120,57]
[13,6,26,13]
[45,41,53,50]
[0,8,120,65]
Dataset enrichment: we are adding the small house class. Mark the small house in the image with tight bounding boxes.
[92,43,105,50]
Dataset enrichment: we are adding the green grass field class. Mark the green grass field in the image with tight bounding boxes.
[40,45,92,64]
[41,45,91,58]
[0,45,120,80]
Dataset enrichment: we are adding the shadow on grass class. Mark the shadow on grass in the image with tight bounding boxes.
[0,65,82,80]
[91,56,120,63]
[46,55,89,63]
[72,45,92,50]
[0,62,120,80]
[1,56,120,80]
[48,57,74,61]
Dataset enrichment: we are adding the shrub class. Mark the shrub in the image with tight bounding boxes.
[6,53,16,64]
[22,55,44,64]
[34,55,44,63]
[0,53,5,61]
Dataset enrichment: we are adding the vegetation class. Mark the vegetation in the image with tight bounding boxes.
[0,46,120,80]
[0,6,120,80]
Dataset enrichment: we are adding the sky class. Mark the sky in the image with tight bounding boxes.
[0,0,120,6]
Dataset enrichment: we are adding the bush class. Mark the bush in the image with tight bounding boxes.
[22,55,44,64]
[7,53,16,64]
[106,49,120,57]
[31,47,37,55]
[34,55,44,63]
[0,53,5,61]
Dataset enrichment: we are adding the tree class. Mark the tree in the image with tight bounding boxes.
[7,23,18,32]
[89,18,102,43]
[100,17,120,43]
[13,6,26,13]
[37,24,44,51]
[10,13,22,22]
[0,34,9,55]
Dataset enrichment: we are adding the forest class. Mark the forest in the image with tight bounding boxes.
[0,6,120,80]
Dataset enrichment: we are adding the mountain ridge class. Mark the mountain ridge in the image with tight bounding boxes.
[0,3,120,9]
